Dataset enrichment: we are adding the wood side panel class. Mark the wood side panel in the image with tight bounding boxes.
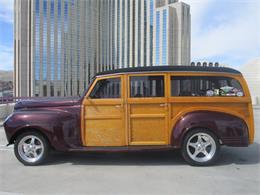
[80,71,254,147]
[127,73,169,145]
[82,75,127,146]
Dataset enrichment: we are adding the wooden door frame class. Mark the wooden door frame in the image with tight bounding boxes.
[81,74,127,146]
[126,73,170,145]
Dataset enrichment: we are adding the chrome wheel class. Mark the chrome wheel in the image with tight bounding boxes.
[17,135,44,163]
[186,132,216,163]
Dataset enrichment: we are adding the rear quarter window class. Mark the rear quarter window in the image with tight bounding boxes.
[171,76,244,97]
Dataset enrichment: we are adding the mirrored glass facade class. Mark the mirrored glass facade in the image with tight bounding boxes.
[14,0,190,97]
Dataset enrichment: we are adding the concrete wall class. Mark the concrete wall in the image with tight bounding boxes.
[0,103,15,120]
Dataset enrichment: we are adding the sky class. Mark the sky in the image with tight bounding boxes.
[0,0,259,71]
[0,0,13,71]
[182,0,260,68]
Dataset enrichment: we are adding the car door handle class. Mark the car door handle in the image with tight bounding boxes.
[159,103,167,107]
[115,105,122,108]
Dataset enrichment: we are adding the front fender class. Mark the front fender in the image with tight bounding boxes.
[171,111,249,148]
[3,107,81,151]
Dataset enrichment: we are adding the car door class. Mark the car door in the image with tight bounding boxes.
[82,75,127,146]
[127,74,169,145]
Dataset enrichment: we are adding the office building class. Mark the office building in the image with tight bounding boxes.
[14,0,190,97]
[240,59,260,105]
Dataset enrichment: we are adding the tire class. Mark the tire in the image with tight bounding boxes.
[181,129,220,166]
[14,131,49,166]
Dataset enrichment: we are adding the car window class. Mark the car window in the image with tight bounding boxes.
[130,76,164,97]
[89,78,121,99]
[171,76,244,97]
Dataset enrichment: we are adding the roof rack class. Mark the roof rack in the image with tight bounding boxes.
[95,65,241,76]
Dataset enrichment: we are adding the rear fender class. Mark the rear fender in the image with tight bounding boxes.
[171,111,249,148]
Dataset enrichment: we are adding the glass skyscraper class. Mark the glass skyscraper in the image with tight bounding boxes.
[14,0,190,97]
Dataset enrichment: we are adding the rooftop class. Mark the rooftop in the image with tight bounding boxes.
[95,65,241,76]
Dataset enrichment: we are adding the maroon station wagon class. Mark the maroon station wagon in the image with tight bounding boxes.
[3,66,254,166]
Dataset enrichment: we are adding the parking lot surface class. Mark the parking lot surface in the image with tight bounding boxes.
[0,109,259,195]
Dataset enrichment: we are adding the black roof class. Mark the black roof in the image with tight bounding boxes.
[95,65,241,76]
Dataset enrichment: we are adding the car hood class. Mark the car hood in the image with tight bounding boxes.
[14,97,80,110]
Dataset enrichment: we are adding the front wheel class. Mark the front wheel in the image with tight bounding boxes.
[182,129,220,166]
[14,131,49,166]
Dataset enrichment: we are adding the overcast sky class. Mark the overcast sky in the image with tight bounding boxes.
[0,0,259,71]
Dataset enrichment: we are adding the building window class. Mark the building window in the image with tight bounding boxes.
[50,0,55,81]
[117,0,120,68]
[121,0,125,66]
[42,0,47,81]
[144,0,147,66]
[127,0,130,67]
[90,78,121,99]
[156,0,166,7]
[162,9,167,65]
[137,0,141,66]
[150,0,154,65]
[57,0,61,80]
[35,0,39,13]
[171,76,244,97]
[50,83,54,96]
[64,0,68,32]
[112,0,115,67]
[155,11,160,65]
[34,0,40,81]
[130,76,164,97]
[43,84,47,96]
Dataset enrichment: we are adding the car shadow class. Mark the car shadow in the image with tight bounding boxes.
[43,142,260,167]
[218,142,260,166]
[46,150,184,166]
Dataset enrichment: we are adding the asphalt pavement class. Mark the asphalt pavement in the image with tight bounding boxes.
[0,109,259,195]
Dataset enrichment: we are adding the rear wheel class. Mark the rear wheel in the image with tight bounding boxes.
[14,131,49,166]
[182,129,220,166]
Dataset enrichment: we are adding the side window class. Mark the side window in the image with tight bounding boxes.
[89,78,121,99]
[171,76,244,97]
[130,76,164,97]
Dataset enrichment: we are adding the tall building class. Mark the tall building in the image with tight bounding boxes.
[240,58,260,105]
[14,0,191,97]
[154,0,190,65]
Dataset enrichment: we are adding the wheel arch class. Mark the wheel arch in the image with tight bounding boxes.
[180,126,222,148]
[9,127,53,149]
[171,110,249,148]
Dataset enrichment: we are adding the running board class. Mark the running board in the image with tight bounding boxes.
[68,145,176,152]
